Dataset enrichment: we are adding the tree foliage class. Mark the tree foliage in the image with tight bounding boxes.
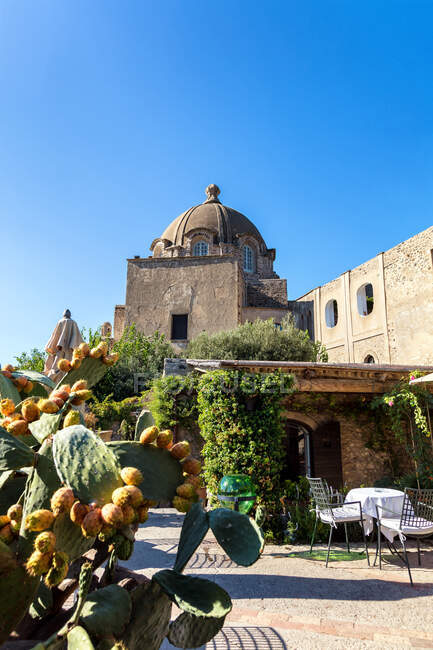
[14,348,47,372]
[187,316,327,362]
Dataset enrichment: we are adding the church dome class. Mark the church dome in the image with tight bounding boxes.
[158,184,266,249]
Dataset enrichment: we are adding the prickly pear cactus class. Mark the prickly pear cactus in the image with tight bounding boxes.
[134,409,155,441]
[167,611,226,648]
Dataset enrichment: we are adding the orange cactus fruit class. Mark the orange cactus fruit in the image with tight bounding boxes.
[70,501,90,526]
[25,509,55,532]
[34,531,56,554]
[58,358,72,372]
[185,474,201,489]
[78,342,90,356]
[70,358,81,370]
[81,510,102,537]
[0,524,14,544]
[38,399,59,414]
[7,419,29,436]
[139,426,159,445]
[23,380,34,394]
[124,485,144,508]
[51,389,70,402]
[9,519,20,534]
[0,515,10,528]
[112,487,131,507]
[26,550,52,577]
[0,399,15,417]
[90,346,103,358]
[2,364,14,373]
[121,505,136,525]
[71,380,88,392]
[170,441,190,460]
[101,503,124,527]
[176,483,196,499]
[51,397,65,409]
[72,348,83,360]
[136,506,149,523]
[96,341,108,356]
[51,488,75,516]
[182,458,202,476]
[22,400,40,423]
[102,353,119,366]
[15,376,28,389]
[120,467,143,487]
[156,430,173,448]
[71,390,92,405]
[7,504,22,522]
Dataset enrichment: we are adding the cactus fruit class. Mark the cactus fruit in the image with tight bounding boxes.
[23,381,34,394]
[0,524,14,544]
[0,515,10,527]
[70,501,90,526]
[3,364,14,373]
[50,397,65,409]
[78,342,90,356]
[34,531,56,554]
[71,358,81,370]
[124,485,144,508]
[51,388,70,402]
[81,510,102,537]
[58,359,72,372]
[96,341,108,356]
[25,510,55,532]
[14,376,28,389]
[7,504,22,522]
[63,410,81,428]
[170,441,190,460]
[172,496,192,513]
[182,458,202,475]
[136,506,148,523]
[7,419,29,436]
[71,390,92,405]
[112,487,131,507]
[38,399,59,414]
[50,487,75,516]
[121,505,136,525]
[90,346,102,358]
[184,474,201,489]
[156,430,173,448]
[44,551,69,587]
[102,353,119,366]
[111,534,133,561]
[101,503,124,527]
[0,399,15,416]
[98,524,116,542]
[71,380,88,392]
[176,483,196,500]
[139,426,159,445]
[22,401,40,423]
[26,551,52,577]
[10,519,20,533]
[120,467,143,487]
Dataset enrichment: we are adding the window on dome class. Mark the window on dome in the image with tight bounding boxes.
[193,241,208,256]
[243,245,255,273]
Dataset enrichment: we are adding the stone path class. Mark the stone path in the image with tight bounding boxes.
[125,509,433,649]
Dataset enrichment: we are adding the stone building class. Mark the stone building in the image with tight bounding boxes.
[297,226,433,365]
[114,184,306,346]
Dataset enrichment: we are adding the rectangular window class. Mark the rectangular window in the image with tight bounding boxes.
[171,314,188,340]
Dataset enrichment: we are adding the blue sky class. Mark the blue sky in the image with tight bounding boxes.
[1,1,432,363]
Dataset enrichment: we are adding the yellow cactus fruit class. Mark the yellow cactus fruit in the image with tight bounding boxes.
[0,524,14,544]
[51,397,65,409]
[58,358,72,372]
[0,515,10,528]
[124,485,144,508]
[0,399,15,417]
[78,342,90,356]
[38,399,59,414]
[120,467,143,487]
[72,348,83,360]
[34,531,56,554]
[22,400,40,423]
[90,346,103,358]
[182,458,202,476]
[26,550,53,577]
[71,380,88,392]
[139,426,159,445]
[102,353,119,366]
[25,509,55,532]
[63,410,81,428]
[96,341,108,356]
[70,358,81,370]
[23,380,34,394]
[70,501,89,526]
[156,430,173,449]
[101,503,124,527]
[136,506,149,524]
[62,384,71,395]
[51,487,75,516]
[176,483,196,499]
[7,419,29,436]
[121,505,136,525]
[112,487,131,508]
[81,510,102,537]
[9,519,20,534]
[71,389,92,405]
[7,504,22,522]
[172,496,192,514]
[170,441,190,460]
[44,551,69,587]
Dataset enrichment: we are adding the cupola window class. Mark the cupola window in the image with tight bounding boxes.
[193,241,208,256]
[243,245,255,273]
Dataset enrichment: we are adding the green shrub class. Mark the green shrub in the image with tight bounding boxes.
[90,395,142,430]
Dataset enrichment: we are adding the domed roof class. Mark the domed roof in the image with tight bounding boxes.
[159,184,265,248]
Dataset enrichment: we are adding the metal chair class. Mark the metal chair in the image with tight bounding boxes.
[375,488,433,585]
[308,477,370,567]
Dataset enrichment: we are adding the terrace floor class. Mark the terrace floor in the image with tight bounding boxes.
[126,509,433,650]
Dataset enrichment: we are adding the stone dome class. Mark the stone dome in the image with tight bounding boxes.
[158,184,266,249]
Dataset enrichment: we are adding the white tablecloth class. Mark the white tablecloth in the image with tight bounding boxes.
[345,487,405,541]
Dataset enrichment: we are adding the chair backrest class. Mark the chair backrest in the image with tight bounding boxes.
[400,488,433,529]
[307,477,333,519]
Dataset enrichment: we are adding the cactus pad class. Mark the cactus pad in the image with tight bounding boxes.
[134,409,155,441]
[0,563,39,644]
[108,441,183,501]
[153,570,232,618]
[53,425,122,506]
[67,625,95,650]
[53,513,95,561]
[0,372,21,405]
[56,356,108,391]
[79,584,132,638]
[29,398,72,443]
[208,508,264,566]
[174,502,209,573]
[168,611,226,648]
[121,580,172,650]
[0,470,27,514]
[0,426,35,471]
[11,370,54,391]
[29,581,53,620]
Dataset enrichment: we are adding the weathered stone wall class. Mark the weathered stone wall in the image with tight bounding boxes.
[246,279,288,308]
[241,306,289,325]
[339,417,387,487]
[113,305,126,341]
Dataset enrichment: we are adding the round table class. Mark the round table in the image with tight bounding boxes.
[345,487,405,538]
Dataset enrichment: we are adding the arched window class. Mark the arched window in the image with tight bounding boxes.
[357,283,374,316]
[325,299,338,328]
[193,241,208,256]
[243,245,254,272]
[364,354,375,364]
